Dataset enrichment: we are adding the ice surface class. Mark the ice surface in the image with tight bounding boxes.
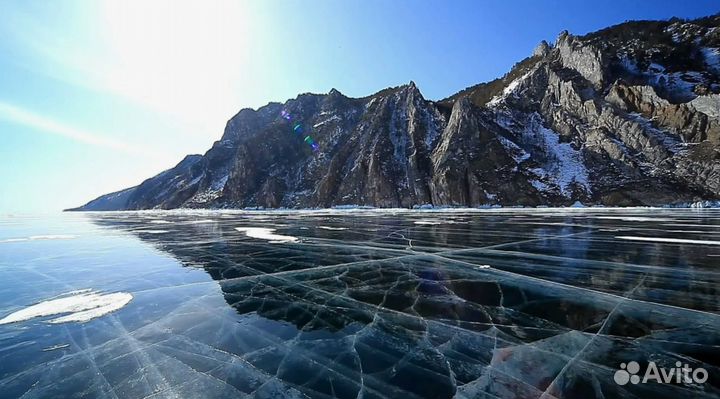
[0,210,719,398]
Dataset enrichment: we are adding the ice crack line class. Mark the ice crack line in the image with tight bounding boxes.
[538,275,648,399]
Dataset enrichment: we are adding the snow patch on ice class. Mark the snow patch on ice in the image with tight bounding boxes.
[0,291,133,325]
[235,227,298,243]
[0,235,77,244]
[30,235,77,240]
[414,220,443,225]
[136,229,169,234]
[317,226,348,231]
[615,236,720,246]
[598,216,674,222]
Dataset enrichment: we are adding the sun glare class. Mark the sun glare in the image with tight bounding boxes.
[98,1,252,130]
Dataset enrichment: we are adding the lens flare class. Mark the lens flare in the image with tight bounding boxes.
[281,109,319,152]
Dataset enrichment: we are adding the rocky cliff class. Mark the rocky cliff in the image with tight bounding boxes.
[71,14,720,210]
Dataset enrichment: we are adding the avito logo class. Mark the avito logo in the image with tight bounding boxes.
[614,361,708,385]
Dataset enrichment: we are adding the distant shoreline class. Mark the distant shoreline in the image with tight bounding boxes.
[63,203,720,213]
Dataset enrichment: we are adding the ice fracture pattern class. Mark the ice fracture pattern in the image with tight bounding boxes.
[0,209,719,398]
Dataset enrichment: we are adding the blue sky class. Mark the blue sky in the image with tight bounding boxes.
[1,0,718,213]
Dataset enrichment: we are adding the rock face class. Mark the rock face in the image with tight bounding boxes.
[71,14,720,210]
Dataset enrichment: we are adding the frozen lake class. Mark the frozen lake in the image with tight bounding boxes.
[0,209,719,398]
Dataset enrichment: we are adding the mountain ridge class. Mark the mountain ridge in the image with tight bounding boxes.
[70,13,720,211]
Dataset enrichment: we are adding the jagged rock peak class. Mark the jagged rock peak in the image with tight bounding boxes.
[557,29,571,43]
[402,80,423,97]
[533,40,552,57]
